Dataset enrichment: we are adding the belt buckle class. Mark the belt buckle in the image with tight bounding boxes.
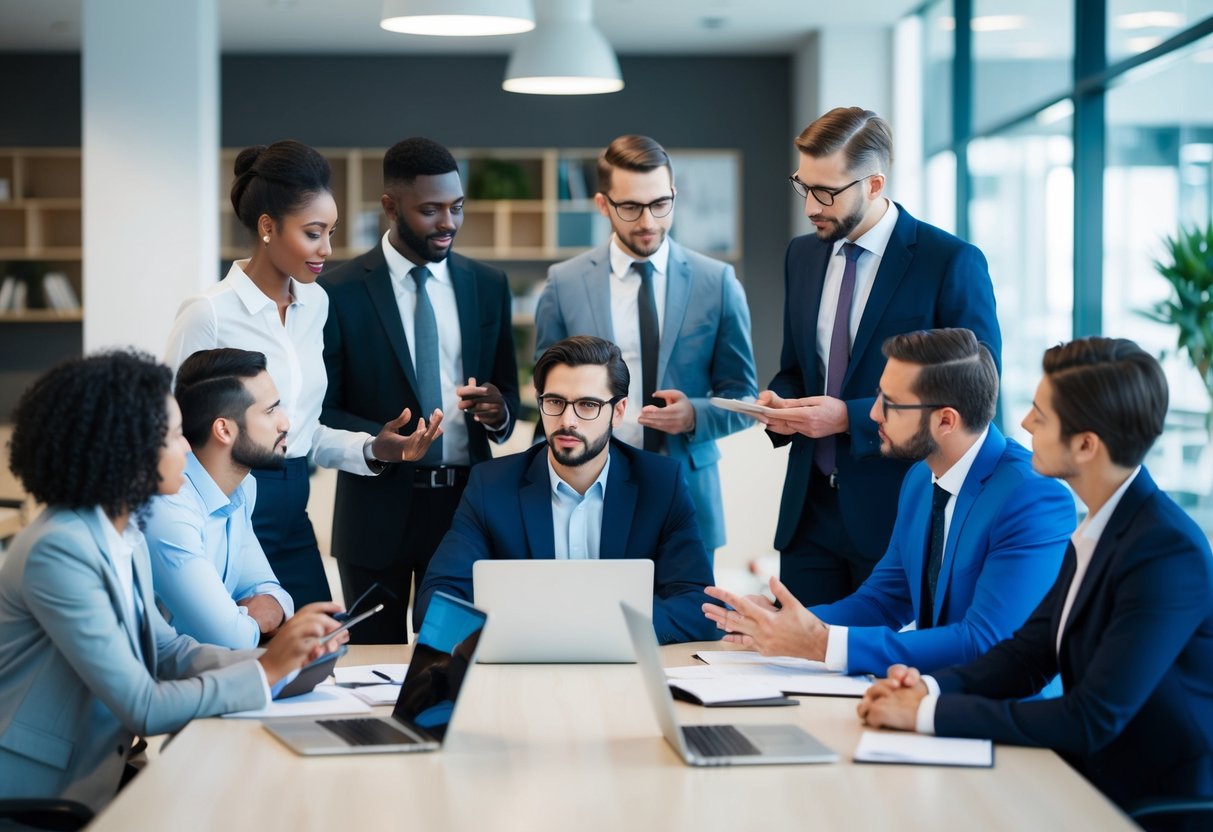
[428,467,454,488]
[828,471,838,489]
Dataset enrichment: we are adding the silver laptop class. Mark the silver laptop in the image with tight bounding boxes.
[621,603,839,766]
[263,592,486,756]
[472,560,653,663]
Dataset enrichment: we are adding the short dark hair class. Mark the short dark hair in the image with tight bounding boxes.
[9,350,172,520]
[795,107,893,176]
[230,140,332,238]
[882,328,998,432]
[596,134,673,194]
[383,137,459,186]
[175,349,269,449]
[1041,337,1167,468]
[533,336,630,399]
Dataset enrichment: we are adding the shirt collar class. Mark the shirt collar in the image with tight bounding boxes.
[183,452,245,519]
[1076,466,1142,544]
[933,426,990,497]
[227,260,304,315]
[609,235,670,280]
[94,505,141,558]
[547,449,612,501]
[832,198,899,259]
[381,231,452,289]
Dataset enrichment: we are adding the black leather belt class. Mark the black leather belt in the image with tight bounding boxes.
[412,465,469,489]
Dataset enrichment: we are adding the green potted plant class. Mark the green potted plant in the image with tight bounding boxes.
[1143,222,1213,412]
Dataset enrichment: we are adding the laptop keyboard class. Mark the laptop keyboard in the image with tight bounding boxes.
[317,718,419,746]
[682,724,762,758]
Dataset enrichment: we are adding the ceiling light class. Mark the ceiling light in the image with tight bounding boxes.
[380,0,535,37]
[970,15,1028,33]
[1115,11,1185,30]
[503,0,622,95]
[1126,35,1164,53]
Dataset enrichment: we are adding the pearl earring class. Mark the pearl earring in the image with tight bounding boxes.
[262,235,270,245]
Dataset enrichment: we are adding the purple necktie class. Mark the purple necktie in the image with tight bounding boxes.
[814,242,864,476]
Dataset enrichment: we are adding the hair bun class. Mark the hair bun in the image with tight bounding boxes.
[233,144,268,177]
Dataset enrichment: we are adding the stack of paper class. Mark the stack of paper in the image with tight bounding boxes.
[668,650,873,702]
[223,686,370,719]
[854,731,994,767]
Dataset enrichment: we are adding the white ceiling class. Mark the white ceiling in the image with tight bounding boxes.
[0,0,921,54]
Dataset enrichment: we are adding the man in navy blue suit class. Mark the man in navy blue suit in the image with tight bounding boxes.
[414,336,717,644]
[859,337,1213,814]
[705,329,1074,676]
[758,107,1001,606]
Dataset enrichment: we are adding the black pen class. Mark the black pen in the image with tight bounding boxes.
[372,669,397,683]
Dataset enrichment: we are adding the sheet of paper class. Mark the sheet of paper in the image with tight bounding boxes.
[222,686,371,719]
[668,677,787,705]
[854,731,993,767]
[345,684,403,706]
[333,664,409,686]
[694,650,831,674]
[671,663,871,697]
[775,674,872,697]
[709,396,781,418]
[665,665,718,679]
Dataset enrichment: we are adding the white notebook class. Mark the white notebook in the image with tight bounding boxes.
[854,731,993,767]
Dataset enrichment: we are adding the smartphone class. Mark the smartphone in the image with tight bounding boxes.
[320,603,384,645]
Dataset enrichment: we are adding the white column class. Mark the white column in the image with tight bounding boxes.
[82,0,219,355]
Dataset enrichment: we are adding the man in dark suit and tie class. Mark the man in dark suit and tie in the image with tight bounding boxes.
[414,336,717,645]
[859,337,1213,814]
[758,106,1002,605]
[320,137,519,643]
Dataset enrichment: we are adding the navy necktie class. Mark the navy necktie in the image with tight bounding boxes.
[410,266,443,465]
[634,260,662,453]
[814,242,864,476]
[920,483,951,629]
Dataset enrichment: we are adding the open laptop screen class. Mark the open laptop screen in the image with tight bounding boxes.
[391,592,486,742]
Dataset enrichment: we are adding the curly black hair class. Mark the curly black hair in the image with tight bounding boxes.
[8,349,172,520]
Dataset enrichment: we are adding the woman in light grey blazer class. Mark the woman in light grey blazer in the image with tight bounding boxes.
[0,351,347,812]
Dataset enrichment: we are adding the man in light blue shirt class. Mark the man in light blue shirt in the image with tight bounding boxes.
[146,348,295,648]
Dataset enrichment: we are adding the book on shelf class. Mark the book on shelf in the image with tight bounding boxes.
[42,272,80,311]
[0,276,15,311]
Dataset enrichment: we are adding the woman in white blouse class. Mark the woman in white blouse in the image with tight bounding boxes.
[166,141,440,608]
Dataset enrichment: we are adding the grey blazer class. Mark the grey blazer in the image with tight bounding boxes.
[535,239,758,550]
[0,507,266,811]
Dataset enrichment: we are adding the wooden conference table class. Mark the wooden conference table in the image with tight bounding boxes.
[90,643,1134,832]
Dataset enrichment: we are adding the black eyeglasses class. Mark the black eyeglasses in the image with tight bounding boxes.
[788,174,874,206]
[537,395,623,420]
[604,194,676,222]
[876,389,952,420]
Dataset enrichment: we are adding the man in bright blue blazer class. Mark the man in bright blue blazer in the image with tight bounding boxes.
[535,135,757,556]
[706,329,1073,677]
[759,108,1001,607]
[415,336,717,644]
[860,338,1213,813]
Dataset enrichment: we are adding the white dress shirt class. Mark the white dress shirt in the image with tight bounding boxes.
[165,261,374,475]
[815,199,900,380]
[548,454,611,560]
[824,427,989,671]
[381,234,473,465]
[608,235,670,447]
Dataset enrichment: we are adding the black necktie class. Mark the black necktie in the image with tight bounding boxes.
[921,484,951,629]
[814,242,863,475]
[633,260,661,452]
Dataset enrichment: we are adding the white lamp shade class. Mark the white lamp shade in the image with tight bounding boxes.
[503,18,623,95]
[380,0,535,37]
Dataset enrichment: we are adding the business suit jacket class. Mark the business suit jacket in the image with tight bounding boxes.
[933,468,1213,809]
[414,439,718,644]
[810,427,1074,674]
[0,508,265,811]
[535,240,758,550]
[769,204,1001,559]
[320,247,520,569]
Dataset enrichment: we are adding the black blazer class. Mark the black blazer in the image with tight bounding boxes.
[320,246,519,569]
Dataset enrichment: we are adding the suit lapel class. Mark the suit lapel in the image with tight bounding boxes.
[579,246,615,340]
[658,242,691,386]
[365,265,421,395]
[449,254,480,383]
[845,207,916,391]
[78,509,146,662]
[600,445,637,558]
[799,243,832,390]
[131,545,157,671]
[520,448,556,560]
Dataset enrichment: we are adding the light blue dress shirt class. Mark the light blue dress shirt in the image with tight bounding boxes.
[547,454,611,560]
[145,453,294,649]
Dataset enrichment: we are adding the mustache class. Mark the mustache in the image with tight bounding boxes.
[274,432,288,448]
[550,428,586,443]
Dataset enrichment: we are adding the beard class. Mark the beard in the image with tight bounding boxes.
[881,414,937,462]
[814,201,866,244]
[232,429,287,471]
[617,225,666,259]
[395,216,454,263]
[546,424,613,467]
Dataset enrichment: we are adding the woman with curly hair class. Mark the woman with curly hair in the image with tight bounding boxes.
[0,350,347,813]
[165,140,439,608]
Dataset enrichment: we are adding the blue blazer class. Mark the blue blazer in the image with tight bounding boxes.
[933,468,1213,809]
[0,508,265,811]
[769,204,1001,559]
[414,440,718,644]
[809,427,1074,674]
[535,239,758,551]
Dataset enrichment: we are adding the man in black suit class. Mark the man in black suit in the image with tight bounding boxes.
[321,137,519,643]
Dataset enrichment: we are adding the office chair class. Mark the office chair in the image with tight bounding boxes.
[1129,797,1213,832]
[0,798,93,831]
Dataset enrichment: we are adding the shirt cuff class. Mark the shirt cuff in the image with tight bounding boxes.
[823,625,848,671]
[252,660,272,708]
[362,437,389,474]
[483,403,511,440]
[916,675,941,735]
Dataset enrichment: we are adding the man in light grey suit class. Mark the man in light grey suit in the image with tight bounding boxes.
[535,135,758,555]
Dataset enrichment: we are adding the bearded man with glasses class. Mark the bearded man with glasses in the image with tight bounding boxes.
[414,336,718,644]
[758,107,1002,608]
